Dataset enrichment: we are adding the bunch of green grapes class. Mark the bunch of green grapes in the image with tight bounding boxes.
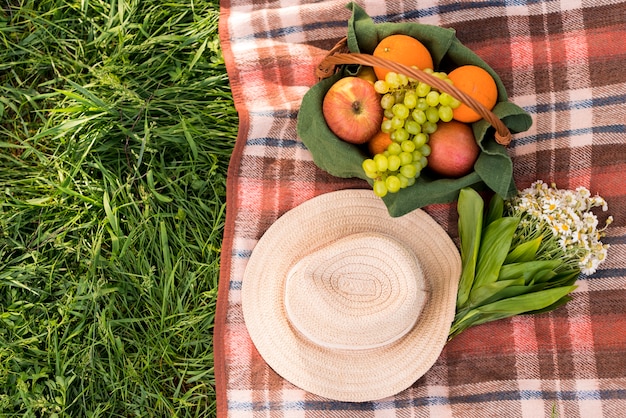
[362,69,461,197]
[361,140,428,197]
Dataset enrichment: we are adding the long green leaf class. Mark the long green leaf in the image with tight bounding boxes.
[469,281,554,309]
[450,286,577,339]
[485,193,504,226]
[530,269,557,285]
[467,278,525,307]
[498,259,562,283]
[525,295,574,315]
[456,188,484,309]
[504,235,543,264]
[544,268,580,288]
[30,112,107,141]
[472,285,576,317]
[58,77,111,111]
[471,216,519,290]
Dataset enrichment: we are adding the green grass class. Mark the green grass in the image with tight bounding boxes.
[0,0,237,416]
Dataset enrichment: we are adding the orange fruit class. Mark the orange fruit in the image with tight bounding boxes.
[372,34,434,80]
[367,130,393,156]
[447,65,498,123]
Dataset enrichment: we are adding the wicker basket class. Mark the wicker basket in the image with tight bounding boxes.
[296,2,532,216]
[316,37,512,146]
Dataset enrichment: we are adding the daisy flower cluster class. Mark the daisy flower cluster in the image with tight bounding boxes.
[506,180,612,275]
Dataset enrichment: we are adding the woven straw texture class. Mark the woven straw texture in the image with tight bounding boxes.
[283,232,427,350]
[241,189,460,402]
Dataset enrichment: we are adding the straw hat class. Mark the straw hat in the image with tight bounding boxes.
[241,189,461,402]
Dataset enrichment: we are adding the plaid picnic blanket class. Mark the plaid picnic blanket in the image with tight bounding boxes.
[214,1,626,416]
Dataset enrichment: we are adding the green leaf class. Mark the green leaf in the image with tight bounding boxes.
[530,269,557,285]
[103,190,121,237]
[181,117,199,160]
[498,259,562,283]
[504,235,543,264]
[472,285,576,317]
[189,37,208,71]
[30,112,107,141]
[483,283,546,305]
[467,278,525,307]
[450,286,577,339]
[480,280,558,307]
[59,78,111,111]
[485,193,504,226]
[525,295,574,315]
[471,216,519,290]
[147,169,173,203]
[544,268,580,288]
[456,188,484,309]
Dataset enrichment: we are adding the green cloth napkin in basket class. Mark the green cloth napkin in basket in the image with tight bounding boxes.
[297,2,532,216]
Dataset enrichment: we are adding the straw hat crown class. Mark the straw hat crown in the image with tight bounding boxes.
[284,232,427,350]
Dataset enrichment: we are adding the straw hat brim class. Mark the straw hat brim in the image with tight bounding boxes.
[242,189,461,402]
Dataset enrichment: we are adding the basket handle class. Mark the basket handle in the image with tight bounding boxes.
[316,41,512,146]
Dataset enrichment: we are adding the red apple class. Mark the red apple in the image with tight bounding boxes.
[322,76,383,144]
[427,120,480,178]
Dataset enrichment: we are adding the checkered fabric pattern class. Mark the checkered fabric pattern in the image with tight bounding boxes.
[214,1,626,416]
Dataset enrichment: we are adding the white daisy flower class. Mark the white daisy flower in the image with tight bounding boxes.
[506,181,611,276]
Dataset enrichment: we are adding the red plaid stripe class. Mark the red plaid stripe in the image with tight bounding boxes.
[215,1,626,416]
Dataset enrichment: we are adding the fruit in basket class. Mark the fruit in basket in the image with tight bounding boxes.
[427,120,479,178]
[357,66,378,84]
[362,134,430,198]
[447,65,498,123]
[367,130,393,156]
[322,76,383,144]
[356,70,473,197]
[375,70,461,137]
[372,34,434,80]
